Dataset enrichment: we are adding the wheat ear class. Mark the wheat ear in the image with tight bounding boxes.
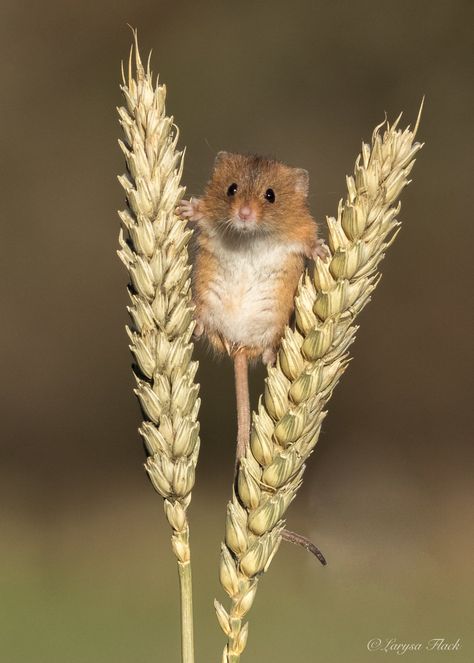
[216,107,424,662]
[117,33,199,663]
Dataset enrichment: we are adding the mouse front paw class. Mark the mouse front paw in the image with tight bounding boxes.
[311,238,330,262]
[262,347,277,367]
[175,197,204,222]
[192,318,204,339]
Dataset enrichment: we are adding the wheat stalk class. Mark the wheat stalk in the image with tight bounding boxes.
[216,107,424,662]
[117,32,199,663]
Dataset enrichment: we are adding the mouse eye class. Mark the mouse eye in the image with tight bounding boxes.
[227,183,238,196]
[264,188,275,203]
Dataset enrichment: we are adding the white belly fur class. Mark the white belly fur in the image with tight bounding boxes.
[201,235,304,349]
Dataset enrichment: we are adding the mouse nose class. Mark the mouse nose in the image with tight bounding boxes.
[238,205,253,221]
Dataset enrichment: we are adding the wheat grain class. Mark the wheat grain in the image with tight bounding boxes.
[117,32,199,663]
[216,107,424,662]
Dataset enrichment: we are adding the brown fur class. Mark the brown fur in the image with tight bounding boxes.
[186,152,321,362]
[201,152,318,246]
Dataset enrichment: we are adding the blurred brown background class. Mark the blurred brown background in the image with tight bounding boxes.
[1,1,472,661]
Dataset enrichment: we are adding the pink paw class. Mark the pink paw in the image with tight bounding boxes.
[193,318,204,339]
[262,347,277,366]
[312,238,330,262]
[175,197,203,222]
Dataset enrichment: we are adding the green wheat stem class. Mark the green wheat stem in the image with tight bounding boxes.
[178,558,195,663]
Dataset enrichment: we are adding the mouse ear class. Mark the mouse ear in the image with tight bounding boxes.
[294,168,309,196]
[214,151,231,168]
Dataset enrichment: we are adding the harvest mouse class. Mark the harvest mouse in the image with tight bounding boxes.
[176,153,330,564]
[176,151,328,367]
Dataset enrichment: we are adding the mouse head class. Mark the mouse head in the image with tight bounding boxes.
[202,151,310,236]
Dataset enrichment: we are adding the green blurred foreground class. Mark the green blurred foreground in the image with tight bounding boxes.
[2,489,471,663]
